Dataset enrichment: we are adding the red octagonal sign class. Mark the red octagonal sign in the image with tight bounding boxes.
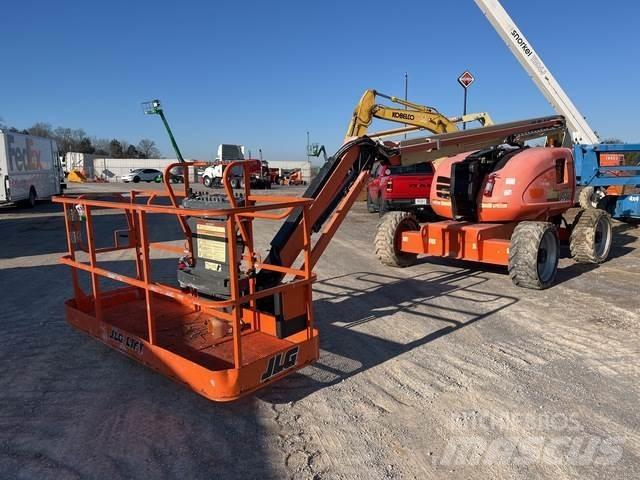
[458,71,475,88]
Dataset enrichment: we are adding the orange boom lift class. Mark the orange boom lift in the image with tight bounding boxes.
[54,104,597,401]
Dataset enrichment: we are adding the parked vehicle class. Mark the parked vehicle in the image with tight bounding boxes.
[248,160,272,189]
[280,168,307,186]
[366,161,434,218]
[167,166,185,183]
[0,131,65,207]
[267,167,281,184]
[122,168,163,183]
[202,158,271,189]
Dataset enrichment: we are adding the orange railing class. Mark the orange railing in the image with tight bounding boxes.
[54,161,315,370]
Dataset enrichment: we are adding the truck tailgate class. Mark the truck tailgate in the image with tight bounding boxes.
[385,175,432,200]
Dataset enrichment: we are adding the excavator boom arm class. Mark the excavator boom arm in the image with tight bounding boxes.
[345,89,493,140]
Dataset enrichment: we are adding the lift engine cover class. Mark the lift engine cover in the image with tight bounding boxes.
[178,192,247,298]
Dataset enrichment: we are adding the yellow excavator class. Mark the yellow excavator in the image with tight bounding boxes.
[345,89,493,141]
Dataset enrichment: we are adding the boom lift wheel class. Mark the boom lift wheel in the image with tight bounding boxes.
[508,222,559,290]
[375,211,419,267]
[19,187,37,209]
[578,186,606,210]
[570,209,612,264]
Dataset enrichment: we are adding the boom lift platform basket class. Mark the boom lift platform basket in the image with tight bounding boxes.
[54,162,318,401]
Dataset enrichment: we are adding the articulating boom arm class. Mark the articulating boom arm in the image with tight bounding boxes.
[257,137,391,288]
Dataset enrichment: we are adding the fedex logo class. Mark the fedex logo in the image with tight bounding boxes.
[7,135,43,172]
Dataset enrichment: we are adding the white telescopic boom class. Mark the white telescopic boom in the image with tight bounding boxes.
[473,0,599,144]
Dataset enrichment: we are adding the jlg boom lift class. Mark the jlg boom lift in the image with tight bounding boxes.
[55,92,591,400]
[372,0,640,292]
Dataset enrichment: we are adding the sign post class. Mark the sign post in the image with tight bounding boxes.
[457,71,475,130]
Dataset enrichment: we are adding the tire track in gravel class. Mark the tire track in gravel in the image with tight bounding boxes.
[268,401,323,480]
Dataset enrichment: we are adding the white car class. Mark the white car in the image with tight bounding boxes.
[122,168,162,183]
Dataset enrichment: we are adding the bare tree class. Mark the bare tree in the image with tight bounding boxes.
[28,122,53,138]
[91,137,111,156]
[119,139,131,157]
[125,144,140,158]
[137,138,160,158]
[77,138,95,154]
[2,118,162,160]
[109,139,124,158]
[52,127,89,156]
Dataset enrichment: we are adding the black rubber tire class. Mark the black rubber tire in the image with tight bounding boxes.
[570,208,613,264]
[366,191,378,213]
[133,176,140,183]
[203,176,212,188]
[375,211,420,268]
[578,186,603,210]
[231,178,240,189]
[19,187,37,208]
[508,222,559,290]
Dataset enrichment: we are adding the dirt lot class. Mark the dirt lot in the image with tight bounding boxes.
[1,182,638,479]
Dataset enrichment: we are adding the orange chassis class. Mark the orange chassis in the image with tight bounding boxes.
[54,161,320,401]
[401,221,515,265]
[400,219,570,266]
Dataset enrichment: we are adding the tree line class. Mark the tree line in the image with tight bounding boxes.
[0,117,161,159]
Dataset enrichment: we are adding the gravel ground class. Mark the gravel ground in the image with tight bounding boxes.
[0,182,638,479]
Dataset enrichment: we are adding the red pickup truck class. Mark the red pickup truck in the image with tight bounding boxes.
[366,162,434,218]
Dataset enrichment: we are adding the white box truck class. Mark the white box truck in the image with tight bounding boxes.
[0,130,65,207]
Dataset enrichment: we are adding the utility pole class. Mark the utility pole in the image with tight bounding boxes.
[404,72,409,139]
[306,131,310,161]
